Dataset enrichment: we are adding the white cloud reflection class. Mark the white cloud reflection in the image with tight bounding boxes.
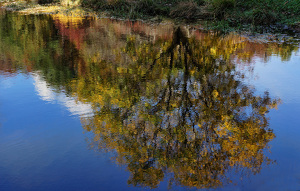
[32,72,93,117]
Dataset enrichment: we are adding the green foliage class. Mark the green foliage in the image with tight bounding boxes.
[244,8,277,25]
[82,0,170,19]
[131,0,164,16]
[206,0,235,18]
[2,0,299,31]
[205,20,234,33]
[81,0,106,10]
[170,1,202,20]
[238,0,299,24]
[80,0,300,31]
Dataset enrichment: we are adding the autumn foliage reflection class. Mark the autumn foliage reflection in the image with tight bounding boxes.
[1,11,294,189]
[73,27,280,189]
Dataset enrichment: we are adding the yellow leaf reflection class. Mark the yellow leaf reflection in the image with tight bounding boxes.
[1,12,295,189]
[73,27,281,189]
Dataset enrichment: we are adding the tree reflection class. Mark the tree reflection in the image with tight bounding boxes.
[0,11,282,187]
[0,11,91,90]
[77,27,280,189]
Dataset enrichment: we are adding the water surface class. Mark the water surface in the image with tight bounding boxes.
[0,9,300,190]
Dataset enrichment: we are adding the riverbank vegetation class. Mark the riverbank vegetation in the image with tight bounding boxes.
[80,0,300,32]
[1,0,299,32]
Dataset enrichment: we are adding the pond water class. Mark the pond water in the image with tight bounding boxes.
[0,9,300,190]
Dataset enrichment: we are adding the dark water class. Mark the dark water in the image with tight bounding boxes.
[0,9,300,190]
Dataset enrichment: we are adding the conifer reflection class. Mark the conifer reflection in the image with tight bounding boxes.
[77,27,280,189]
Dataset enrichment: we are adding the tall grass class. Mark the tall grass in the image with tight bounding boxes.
[27,0,300,31]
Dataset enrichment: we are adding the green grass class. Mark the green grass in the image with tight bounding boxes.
[2,0,299,32]
[80,0,300,32]
[81,0,171,19]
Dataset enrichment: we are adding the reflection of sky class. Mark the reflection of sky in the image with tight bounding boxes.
[32,72,93,117]
[241,50,300,103]
[0,73,140,191]
[0,77,13,89]
[0,49,299,191]
[233,50,300,191]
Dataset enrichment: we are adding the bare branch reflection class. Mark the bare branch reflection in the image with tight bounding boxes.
[79,27,280,189]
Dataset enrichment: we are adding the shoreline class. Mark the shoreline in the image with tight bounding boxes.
[0,0,300,42]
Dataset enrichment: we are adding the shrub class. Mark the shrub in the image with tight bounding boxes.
[244,8,277,25]
[170,1,202,20]
[81,0,107,10]
[134,0,169,16]
[206,0,235,19]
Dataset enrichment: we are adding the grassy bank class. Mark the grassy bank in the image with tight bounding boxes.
[79,0,300,32]
[1,0,300,32]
